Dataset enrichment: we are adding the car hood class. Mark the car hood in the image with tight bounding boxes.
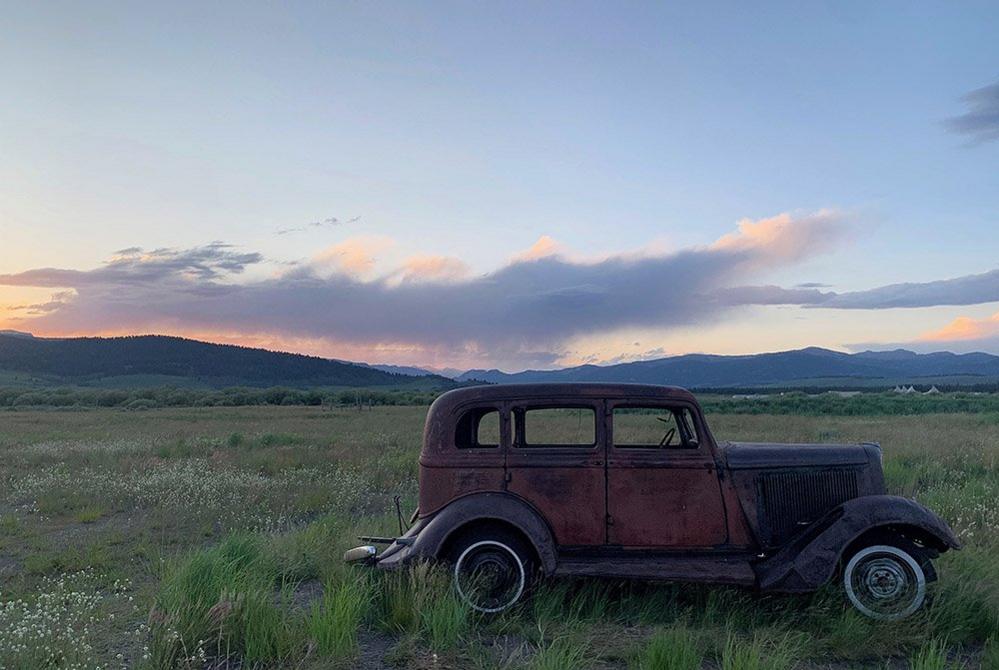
[720,442,877,470]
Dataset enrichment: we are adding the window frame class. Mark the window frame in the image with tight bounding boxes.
[453,405,504,450]
[610,404,700,450]
[513,403,600,450]
[608,400,710,463]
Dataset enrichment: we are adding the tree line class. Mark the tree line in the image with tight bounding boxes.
[4,386,999,415]
[0,386,441,410]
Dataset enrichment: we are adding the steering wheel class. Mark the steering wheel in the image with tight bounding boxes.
[656,416,676,447]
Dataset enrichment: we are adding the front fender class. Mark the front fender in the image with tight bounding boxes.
[756,495,960,592]
[376,492,558,574]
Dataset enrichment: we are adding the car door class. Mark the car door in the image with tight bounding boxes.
[504,401,607,546]
[606,400,728,547]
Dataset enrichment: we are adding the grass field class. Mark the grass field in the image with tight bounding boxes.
[1,405,997,668]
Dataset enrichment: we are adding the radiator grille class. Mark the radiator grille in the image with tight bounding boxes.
[759,469,859,546]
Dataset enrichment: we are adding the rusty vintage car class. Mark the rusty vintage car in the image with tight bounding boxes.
[346,384,959,620]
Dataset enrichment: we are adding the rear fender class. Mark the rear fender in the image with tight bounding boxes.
[756,495,960,592]
[376,492,558,574]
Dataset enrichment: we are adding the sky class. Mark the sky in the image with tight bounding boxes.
[1,1,998,371]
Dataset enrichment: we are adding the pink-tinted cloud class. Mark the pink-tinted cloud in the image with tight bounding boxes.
[310,235,395,276]
[710,209,847,266]
[390,255,471,283]
[919,312,999,343]
[510,235,563,263]
[847,311,999,356]
[0,210,851,367]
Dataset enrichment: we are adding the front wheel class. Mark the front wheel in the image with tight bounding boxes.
[843,544,927,620]
[449,530,534,613]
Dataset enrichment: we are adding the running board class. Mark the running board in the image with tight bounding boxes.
[554,553,757,585]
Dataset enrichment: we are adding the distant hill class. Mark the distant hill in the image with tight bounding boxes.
[0,330,35,339]
[360,364,463,379]
[362,363,438,377]
[457,347,999,389]
[0,334,455,390]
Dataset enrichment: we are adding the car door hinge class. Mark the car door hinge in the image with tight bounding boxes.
[606,514,614,526]
[503,471,512,483]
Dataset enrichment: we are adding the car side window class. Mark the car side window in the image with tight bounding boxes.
[518,406,596,448]
[613,405,699,449]
[455,407,500,448]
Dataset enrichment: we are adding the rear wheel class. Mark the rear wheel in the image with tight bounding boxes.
[843,544,927,620]
[448,528,535,613]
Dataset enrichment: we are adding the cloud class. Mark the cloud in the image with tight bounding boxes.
[849,311,999,355]
[945,80,999,144]
[309,235,395,277]
[510,235,563,263]
[819,269,999,309]
[389,255,471,284]
[709,209,847,266]
[277,215,361,235]
[0,210,848,367]
[0,243,261,288]
[715,269,999,313]
[714,285,832,306]
[919,312,999,343]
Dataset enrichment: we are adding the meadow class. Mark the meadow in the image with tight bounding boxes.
[0,402,997,669]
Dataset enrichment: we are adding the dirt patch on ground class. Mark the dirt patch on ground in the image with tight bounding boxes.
[288,578,324,610]
[42,509,144,548]
[355,630,399,670]
[0,554,19,580]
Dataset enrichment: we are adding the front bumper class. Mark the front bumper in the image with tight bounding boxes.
[343,545,378,564]
[343,517,429,569]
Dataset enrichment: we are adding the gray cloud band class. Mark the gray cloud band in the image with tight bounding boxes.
[945,79,999,145]
[3,214,997,359]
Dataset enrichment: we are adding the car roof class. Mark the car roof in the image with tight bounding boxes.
[434,382,695,405]
[421,383,699,461]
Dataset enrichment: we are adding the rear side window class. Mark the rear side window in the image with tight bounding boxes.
[613,406,699,449]
[519,407,596,447]
[455,407,500,449]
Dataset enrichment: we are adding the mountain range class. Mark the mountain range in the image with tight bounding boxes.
[0,333,453,390]
[456,347,999,388]
[2,332,999,390]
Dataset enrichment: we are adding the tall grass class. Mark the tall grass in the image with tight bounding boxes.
[910,638,953,670]
[148,531,371,667]
[376,563,471,650]
[306,575,373,659]
[719,631,802,670]
[528,634,591,670]
[634,627,702,670]
[149,535,291,666]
